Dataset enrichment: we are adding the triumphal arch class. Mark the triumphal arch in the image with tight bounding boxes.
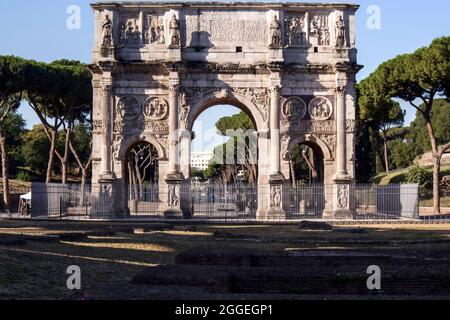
[90,1,361,220]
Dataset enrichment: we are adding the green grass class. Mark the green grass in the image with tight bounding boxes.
[372,166,450,185]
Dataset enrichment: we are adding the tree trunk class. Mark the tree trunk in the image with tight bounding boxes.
[383,137,390,173]
[432,155,441,214]
[0,128,10,211]
[61,126,72,184]
[46,129,57,184]
[425,119,441,214]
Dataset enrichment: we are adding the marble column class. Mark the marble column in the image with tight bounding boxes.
[165,71,183,218]
[100,84,113,179]
[269,85,281,178]
[333,84,352,219]
[168,83,180,178]
[267,85,285,220]
[335,85,349,179]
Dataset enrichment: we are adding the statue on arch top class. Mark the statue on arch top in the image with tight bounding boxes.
[269,15,282,48]
[102,14,113,46]
[169,14,180,48]
[335,16,346,48]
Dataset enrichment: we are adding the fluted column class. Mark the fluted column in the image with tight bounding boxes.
[269,85,281,177]
[335,85,348,179]
[100,84,112,177]
[168,83,180,176]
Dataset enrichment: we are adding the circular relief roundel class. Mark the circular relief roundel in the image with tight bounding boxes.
[309,97,333,120]
[282,97,307,120]
[117,96,141,120]
[143,97,169,120]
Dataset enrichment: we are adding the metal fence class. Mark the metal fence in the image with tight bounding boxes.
[6,182,420,222]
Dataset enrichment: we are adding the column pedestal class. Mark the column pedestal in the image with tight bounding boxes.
[92,178,124,219]
[164,178,183,219]
[265,176,286,221]
[332,179,352,220]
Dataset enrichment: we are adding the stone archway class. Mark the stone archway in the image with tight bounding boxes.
[90,2,361,220]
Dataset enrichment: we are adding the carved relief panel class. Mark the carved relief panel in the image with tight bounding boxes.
[183,10,267,47]
[309,97,333,120]
[282,97,307,121]
[284,12,307,47]
[143,13,166,45]
[118,14,141,47]
[114,95,169,135]
[309,12,331,46]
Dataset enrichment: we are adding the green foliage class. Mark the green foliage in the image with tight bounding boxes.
[215,112,255,136]
[406,165,433,195]
[16,170,31,182]
[21,125,51,174]
[387,139,416,170]
[408,99,450,155]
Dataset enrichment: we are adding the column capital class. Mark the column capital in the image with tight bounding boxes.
[336,85,346,96]
[101,84,113,95]
[269,85,281,95]
[168,83,180,93]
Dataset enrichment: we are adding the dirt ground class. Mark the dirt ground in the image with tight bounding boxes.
[2,219,450,300]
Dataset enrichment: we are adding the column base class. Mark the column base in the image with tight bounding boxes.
[332,209,353,220]
[164,209,183,219]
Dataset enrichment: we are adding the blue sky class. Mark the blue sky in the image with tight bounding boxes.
[0,0,449,151]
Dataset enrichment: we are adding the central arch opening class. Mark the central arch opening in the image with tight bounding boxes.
[189,103,258,218]
[285,140,325,218]
[126,141,160,216]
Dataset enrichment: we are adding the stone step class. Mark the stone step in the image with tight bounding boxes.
[175,248,444,269]
[132,263,450,296]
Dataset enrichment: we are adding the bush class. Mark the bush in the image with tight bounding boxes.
[405,165,433,198]
[16,170,31,182]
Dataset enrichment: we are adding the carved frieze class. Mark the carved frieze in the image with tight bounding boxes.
[281,134,291,161]
[143,14,165,45]
[281,120,335,134]
[309,12,331,46]
[119,16,141,47]
[284,12,306,47]
[184,10,267,45]
[270,185,282,210]
[168,184,180,207]
[282,97,307,121]
[336,184,350,209]
[116,96,141,120]
[309,97,333,120]
[143,97,169,120]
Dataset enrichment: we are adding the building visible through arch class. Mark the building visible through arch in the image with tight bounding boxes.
[90,1,362,220]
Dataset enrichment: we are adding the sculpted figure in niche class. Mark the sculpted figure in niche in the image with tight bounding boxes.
[335,16,346,48]
[102,15,113,46]
[271,186,282,209]
[283,97,306,121]
[144,97,168,120]
[168,185,179,207]
[117,96,141,121]
[309,97,332,120]
[269,15,282,48]
[285,15,305,46]
[169,14,180,47]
